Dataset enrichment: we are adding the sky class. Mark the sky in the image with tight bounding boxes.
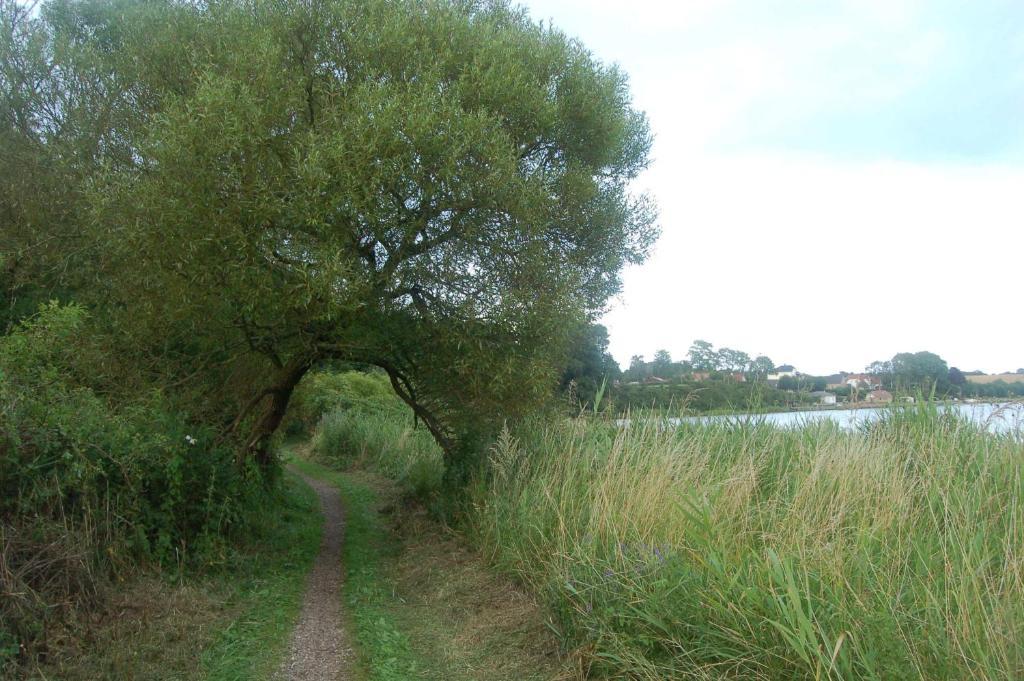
[517,0,1024,375]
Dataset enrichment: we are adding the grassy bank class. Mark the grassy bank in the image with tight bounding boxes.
[310,377,1024,679]
[1,304,289,674]
[22,472,320,680]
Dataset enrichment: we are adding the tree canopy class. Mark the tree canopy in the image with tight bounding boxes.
[868,351,950,394]
[560,322,619,409]
[687,340,717,371]
[1,0,656,466]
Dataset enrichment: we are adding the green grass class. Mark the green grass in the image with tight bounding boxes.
[311,406,444,500]
[304,371,1024,678]
[290,457,571,681]
[199,471,322,680]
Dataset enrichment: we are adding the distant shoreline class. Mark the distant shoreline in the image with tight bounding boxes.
[618,398,1014,418]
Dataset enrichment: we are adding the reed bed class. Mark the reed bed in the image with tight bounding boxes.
[312,406,444,498]
[465,408,1024,679]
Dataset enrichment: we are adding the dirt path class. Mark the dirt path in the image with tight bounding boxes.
[277,469,353,681]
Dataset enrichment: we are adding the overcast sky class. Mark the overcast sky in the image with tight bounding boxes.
[518,0,1024,375]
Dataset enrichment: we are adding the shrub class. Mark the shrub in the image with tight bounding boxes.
[0,304,265,666]
[284,368,401,437]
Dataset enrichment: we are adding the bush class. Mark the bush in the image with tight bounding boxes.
[0,304,266,666]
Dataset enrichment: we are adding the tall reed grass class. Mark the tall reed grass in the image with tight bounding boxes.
[312,406,444,499]
[466,408,1023,679]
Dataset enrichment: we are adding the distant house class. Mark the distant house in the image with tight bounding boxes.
[690,372,711,382]
[810,391,837,405]
[643,376,669,385]
[728,372,746,383]
[767,365,797,382]
[866,389,894,404]
[824,374,846,389]
[846,374,882,389]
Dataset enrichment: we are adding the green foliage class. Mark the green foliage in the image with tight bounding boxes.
[872,351,954,394]
[286,368,401,436]
[559,322,620,411]
[610,379,803,414]
[716,347,751,372]
[3,0,657,463]
[889,351,950,393]
[750,354,775,377]
[778,375,799,391]
[286,365,1024,678]
[27,470,321,680]
[621,353,692,383]
[687,339,717,371]
[963,379,1024,399]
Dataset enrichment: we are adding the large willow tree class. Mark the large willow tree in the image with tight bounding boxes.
[2,0,656,468]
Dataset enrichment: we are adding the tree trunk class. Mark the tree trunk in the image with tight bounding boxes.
[243,355,313,469]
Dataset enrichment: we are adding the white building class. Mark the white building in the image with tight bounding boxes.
[767,365,797,382]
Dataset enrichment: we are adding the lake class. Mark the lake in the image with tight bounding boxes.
[661,402,1024,434]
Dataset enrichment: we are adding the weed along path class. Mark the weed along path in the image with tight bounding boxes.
[277,467,354,681]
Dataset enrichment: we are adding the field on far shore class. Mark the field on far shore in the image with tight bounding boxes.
[967,373,1024,384]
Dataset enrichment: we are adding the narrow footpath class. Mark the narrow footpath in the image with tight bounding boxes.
[277,469,353,681]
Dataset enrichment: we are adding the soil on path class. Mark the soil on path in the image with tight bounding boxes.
[277,468,353,681]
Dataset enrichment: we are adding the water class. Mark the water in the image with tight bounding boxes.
[660,402,1024,434]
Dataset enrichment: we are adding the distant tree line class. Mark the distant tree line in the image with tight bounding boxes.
[561,332,797,413]
[621,340,776,383]
[864,351,1023,398]
[610,380,808,414]
[562,330,1024,413]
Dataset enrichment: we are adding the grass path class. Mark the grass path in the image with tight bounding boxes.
[276,468,354,680]
[29,450,570,680]
[288,458,576,681]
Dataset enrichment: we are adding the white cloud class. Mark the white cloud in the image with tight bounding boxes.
[519,0,1024,374]
[605,154,1024,374]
